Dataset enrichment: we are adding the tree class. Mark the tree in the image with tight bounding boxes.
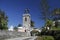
[31,20,34,27]
[14,24,22,31]
[52,8,60,20]
[39,0,50,23]
[46,19,53,29]
[14,26,18,31]
[30,30,39,36]
[52,8,60,27]
[17,24,22,27]
[52,8,60,15]
[0,10,8,30]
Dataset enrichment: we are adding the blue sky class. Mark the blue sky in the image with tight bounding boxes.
[0,0,60,28]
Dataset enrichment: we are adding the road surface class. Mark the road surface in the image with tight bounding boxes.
[5,36,37,40]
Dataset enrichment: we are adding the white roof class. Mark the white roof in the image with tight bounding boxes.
[18,27,23,29]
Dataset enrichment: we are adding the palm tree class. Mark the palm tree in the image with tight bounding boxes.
[40,0,50,22]
[46,19,53,28]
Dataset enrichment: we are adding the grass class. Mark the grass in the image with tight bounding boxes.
[35,36,43,40]
[35,36,54,40]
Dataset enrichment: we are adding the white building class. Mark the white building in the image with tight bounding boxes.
[23,8,31,31]
[18,8,31,33]
[18,27,25,32]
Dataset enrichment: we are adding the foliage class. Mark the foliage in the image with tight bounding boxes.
[41,27,46,31]
[51,30,60,40]
[46,19,53,27]
[14,26,18,31]
[14,24,22,31]
[0,10,8,30]
[52,8,60,21]
[17,24,22,27]
[51,26,60,30]
[52,8,60,28]
[30,30,39,36]
[54,34,60,40]
[52,8,60,16]
[31,20,34,27]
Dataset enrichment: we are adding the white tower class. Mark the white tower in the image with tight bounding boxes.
[23,8,31,30]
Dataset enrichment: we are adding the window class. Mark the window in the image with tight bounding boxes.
[25,18,27,21]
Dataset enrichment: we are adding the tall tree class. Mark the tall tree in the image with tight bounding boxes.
[52,8,60,19]
[31,20,34,27]
[52,8,60,27]
[0,10,8,30]
[40,0,50,23]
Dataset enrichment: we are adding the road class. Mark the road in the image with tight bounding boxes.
[5,36,37,40]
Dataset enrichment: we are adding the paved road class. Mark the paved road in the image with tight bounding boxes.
[5,36,37,40]
[23,36,37,40]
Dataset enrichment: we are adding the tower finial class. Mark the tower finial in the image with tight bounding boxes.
[24,8,30,13]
